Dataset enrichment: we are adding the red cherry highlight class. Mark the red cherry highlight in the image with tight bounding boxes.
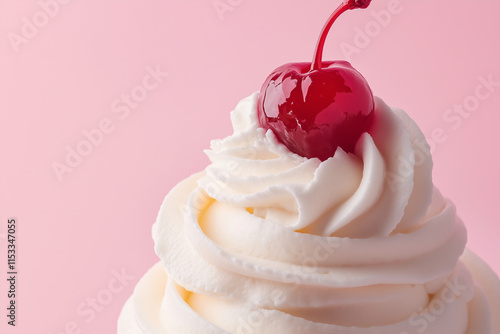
[258,0,374,161]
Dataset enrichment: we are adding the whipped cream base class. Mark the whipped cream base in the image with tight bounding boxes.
[119,255,500,334]
[118,173,499,334]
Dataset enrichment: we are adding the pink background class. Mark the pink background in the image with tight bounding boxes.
[1,0,499,332]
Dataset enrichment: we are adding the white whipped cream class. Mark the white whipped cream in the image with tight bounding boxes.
[118,93,499,334]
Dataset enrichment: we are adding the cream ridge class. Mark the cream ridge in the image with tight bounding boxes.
[118,94,500,334]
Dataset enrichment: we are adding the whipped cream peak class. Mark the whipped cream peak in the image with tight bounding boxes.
[199,93,433,238]
[119,94,499,334]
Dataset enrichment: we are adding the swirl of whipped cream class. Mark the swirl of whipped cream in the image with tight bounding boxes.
[119,93,499,334]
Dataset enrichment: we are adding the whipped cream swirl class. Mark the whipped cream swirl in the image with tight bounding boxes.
[125,93,496,334]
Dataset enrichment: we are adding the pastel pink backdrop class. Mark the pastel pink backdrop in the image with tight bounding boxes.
[1,0,499,333]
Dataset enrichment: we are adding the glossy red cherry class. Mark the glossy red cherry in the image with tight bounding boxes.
[257,0,374,161]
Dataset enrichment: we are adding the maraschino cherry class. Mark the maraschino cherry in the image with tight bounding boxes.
[258,0,374,161]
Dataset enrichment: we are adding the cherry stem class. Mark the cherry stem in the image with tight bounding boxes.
[311,1,359,71]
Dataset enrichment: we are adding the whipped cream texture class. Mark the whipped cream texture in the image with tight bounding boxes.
[118,93,500,334]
